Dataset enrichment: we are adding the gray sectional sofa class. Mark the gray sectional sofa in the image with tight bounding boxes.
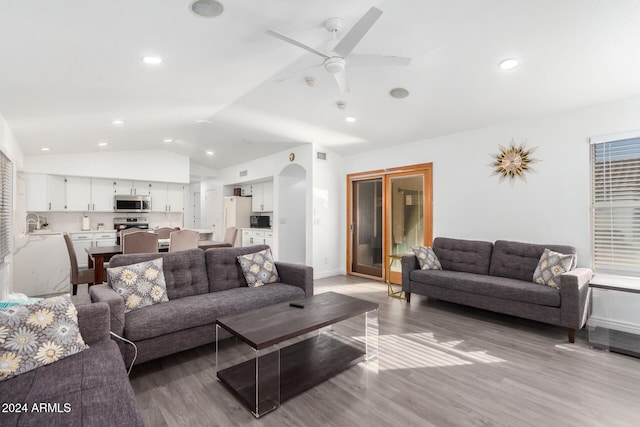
[0,301,144,427]
[402,237,593,342]
[90,245,313,366]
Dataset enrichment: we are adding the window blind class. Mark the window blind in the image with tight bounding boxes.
[0,149,12,265]
[591,136,640,275]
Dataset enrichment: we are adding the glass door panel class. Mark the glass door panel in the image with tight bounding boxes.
[351,178,383,278]
[387,173,427,285]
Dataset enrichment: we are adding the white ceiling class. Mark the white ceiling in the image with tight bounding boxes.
[2,0,640,170]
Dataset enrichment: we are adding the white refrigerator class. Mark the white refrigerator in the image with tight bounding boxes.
[223,196,252,247]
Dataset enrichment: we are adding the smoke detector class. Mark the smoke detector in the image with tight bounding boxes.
[336,101,347,110]
[190,0,224,18]
[305,77,318,87]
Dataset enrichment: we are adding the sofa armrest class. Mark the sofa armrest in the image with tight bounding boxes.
[276,262,314,297]
[76,302,111,345]
[90,284,125,336]
[560,268,593,329]
[402,254,419,292]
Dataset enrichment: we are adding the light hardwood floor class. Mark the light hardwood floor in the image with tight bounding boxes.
[128,275,640,426]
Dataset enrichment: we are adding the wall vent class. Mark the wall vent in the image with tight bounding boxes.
[239,170,248,177]
[317,152,327,160]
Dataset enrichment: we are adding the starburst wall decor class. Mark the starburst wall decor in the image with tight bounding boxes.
[490,139,539,183]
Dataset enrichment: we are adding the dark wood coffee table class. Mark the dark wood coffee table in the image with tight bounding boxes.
[215,291,379,417]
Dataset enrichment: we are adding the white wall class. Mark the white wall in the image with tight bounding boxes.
[24,149,190,183]
[312,145,345,278]
[278,164,306,264]
[0,113,24,298]
[345,95,640,269]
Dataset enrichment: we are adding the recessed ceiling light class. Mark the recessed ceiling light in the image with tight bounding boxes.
[111,119,125,125]
[345,116,356,123]
[206,150,214,156]
[390,87,410,99]
[499,58,519,70]
[196,119,212,124]
[142,56,163,65]
[98,141,109,147]
[190,0,224,18]
[163,138,174,143]
[40,147,50,152]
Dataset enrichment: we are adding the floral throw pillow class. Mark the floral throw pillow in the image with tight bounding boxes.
[107,258,169,313]
[237,248,280,288]
[532,248,576,289]
[0,294,87,381]
[412,246,442,270]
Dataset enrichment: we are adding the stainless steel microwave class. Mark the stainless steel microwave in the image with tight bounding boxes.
[114,195,151,213]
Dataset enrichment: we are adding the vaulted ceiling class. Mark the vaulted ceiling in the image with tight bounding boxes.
[2,0,640,169]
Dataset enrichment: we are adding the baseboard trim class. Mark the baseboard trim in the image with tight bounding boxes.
[314,269,345,280]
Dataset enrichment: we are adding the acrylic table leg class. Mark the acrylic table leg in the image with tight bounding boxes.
[365,308,379,360]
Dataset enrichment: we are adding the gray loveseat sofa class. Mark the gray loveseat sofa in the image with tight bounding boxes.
[90,245,313,366]
[402,237,592,342]
[0,302,144,427]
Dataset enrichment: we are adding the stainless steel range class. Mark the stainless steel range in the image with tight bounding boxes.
[114,217,149,244]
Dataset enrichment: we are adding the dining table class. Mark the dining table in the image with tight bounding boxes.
[86,240,232,284]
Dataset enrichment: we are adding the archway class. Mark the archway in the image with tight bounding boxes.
[278,164,306,264]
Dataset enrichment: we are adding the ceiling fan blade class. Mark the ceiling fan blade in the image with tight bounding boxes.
[272,63,323,82]
[348,54,411,67]
[333,7,383,58]
[333,69,350,93]
[266,29,329,59]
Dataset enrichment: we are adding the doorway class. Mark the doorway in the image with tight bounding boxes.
[347,163,433,282]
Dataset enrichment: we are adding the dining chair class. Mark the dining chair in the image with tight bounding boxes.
[119,228,145,244]
[223,227,238,247]
[122,231,159,254]
[63,233,95,295]
[168,229,200,252]
[154,227,175,239]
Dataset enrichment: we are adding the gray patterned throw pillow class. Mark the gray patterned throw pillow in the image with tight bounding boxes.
[532,248,576,289]
[0,295,88,381]
[237,248,280,287]
[107,258,169,313]
[412,246,442,270]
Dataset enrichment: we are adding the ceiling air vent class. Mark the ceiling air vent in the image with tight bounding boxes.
[189,0,224,18]
[317,152,327,160]
[239,170,248,177]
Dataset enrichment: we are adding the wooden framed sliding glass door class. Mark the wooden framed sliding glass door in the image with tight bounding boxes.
[347,163,433,282]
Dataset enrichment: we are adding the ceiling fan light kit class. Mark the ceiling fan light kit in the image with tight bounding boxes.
[266,7,411,94]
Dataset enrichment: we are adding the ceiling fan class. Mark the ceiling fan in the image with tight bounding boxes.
[266,7,411,93]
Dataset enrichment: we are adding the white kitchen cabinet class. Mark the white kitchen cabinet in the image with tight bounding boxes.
[25,174,66,211]
[91,178,115,211]
[113,180,152,196]
[69,231,116,269]
[251,181,273,212]
[151,183,184,212]
[65,177,115,212]
[66,177,92,211]
[241,229,273,247]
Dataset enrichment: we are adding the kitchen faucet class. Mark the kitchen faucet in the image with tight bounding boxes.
[25,212,41,233]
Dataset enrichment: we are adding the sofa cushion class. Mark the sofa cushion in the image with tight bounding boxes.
[1,295,87,381]
[124,283,305,341]
[412,246,442,270]
[410,269,561,307]
[108,249,209,300]
[489,240,577,282]
[0,339,144,426]
[533,249,576,289]
[432,237,493,275]
[237,248,280,287]
[205,245,273,292]
[107,258,169,313]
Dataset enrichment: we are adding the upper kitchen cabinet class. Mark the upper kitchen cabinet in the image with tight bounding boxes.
[151,183,184,212]
[26,174,66,211]
[251,180,273,212]
[113,180,152,196]
[62,177,115,212]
